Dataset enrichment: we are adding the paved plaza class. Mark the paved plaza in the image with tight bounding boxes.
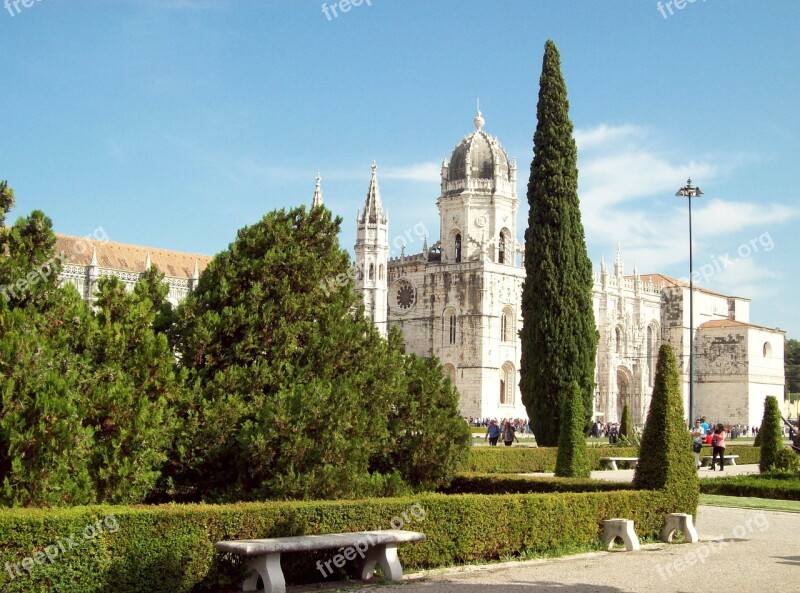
[367,504,800,593]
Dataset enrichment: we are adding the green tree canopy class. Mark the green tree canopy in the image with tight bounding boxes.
[520,40,598,446]
[169,206,468,501]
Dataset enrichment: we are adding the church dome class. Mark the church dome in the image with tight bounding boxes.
[446,111,512,182]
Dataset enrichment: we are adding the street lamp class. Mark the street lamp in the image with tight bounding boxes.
[676,178,703,426]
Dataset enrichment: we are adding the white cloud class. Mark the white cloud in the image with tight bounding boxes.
[574,123,799,277]
[381,162,441,182]
[574,124,644,152]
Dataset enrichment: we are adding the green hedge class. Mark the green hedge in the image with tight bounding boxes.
[0,489,685,593]
[460,446,639,473]
[441,473,637,495]
[700,474,800,501]
[459,446,761,474]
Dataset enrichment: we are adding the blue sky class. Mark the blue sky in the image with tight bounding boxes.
[2,0,798,337]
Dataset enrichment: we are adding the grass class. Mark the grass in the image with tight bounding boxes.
[700,493,800,513]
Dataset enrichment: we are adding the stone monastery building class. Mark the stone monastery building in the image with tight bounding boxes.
[54,111,785,429]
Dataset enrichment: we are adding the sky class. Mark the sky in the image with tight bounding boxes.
[2,0,799,337]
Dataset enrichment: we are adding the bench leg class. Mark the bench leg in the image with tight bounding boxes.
[244,553,284,593]
[602,519,640,552]
[360,543,403,581]
[729,457,736,466]
[661,513,699,544]
[609,461,618,471]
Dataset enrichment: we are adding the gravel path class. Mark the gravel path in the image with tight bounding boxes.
[363,505,800,593]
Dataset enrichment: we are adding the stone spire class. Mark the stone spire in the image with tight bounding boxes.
[311,172,324,208]
[614,243,623,277]
[600,255,607,276]
[90,245,98,267]
[473,100,485,130]
[144,252,151,271]
[192,259,200,282]
[360,161,386,224]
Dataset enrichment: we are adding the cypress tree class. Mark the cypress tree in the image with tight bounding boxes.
[619,402,632,440]
[520,40,598,446]
[633,344,698,514]
[758,395,782,472]
[555,381,591,478]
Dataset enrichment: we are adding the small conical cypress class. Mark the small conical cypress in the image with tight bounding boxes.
[555,381,591,478]
[758,396,783,472]
[619,402,632,440]
[520,40,598,446]
[633,344,698,514]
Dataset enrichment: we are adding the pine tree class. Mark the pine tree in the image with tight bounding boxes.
[619,402,632,440]
[554,381,591,478]
[633,344,698,513]
[758,395,783,472]
[520,40,598,446]
[170,206,468,501]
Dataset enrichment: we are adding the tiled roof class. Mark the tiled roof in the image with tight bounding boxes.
[633,273,744,300]
[55,234,213,280]
[699,319,783,333]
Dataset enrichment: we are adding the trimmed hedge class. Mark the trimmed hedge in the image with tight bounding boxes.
[0,489,685,593]
[700,474,800,501]
[441,473,637,495]
[460,446,639,473]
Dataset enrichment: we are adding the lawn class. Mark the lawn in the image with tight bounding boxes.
[700,494,800,513]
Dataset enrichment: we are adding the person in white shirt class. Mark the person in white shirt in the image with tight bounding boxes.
[691,419,706,469]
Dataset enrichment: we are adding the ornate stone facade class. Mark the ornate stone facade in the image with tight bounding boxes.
[351,112,785,426]
[52,112,785,428]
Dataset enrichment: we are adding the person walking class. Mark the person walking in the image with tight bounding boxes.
[691,419,706,469]
[501,420,519,447]
[485,420,500,446]
[710,423,727,470]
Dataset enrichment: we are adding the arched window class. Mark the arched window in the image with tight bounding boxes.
[501,307,513,342]
[615,327,622,355]
[498,233,506,264]
[454,234,462,263]
[500,362,515,405]
[763,342,772,357]
[443,308,457,345]
[368,263,374,280]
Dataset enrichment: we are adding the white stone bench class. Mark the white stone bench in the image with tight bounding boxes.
[215,529,425,593]
[661,513,699,544]
[599,457,639,470]
[701,454,739,467]
[601,518,640,551]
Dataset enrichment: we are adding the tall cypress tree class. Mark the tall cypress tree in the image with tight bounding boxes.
[520,40,598,446]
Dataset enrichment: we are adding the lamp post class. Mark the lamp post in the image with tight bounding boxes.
[676,178,703,426]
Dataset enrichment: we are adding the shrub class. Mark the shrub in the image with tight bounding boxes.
[619,402,632,440]
[633,344,699,515]
[555,382,591,478]
[0,489,681,593]
[459,447,640,473]
[441,473,636,495]
[758,395,783,472]
[700,474,800,500]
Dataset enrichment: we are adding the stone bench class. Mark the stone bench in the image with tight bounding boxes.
[599,457,639,470]
[601,518,640,551]
[661,513,699,543]
[701,454,739,467]
[215,529,425,593]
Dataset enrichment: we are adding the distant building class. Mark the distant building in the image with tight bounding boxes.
[53,111,785,429]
